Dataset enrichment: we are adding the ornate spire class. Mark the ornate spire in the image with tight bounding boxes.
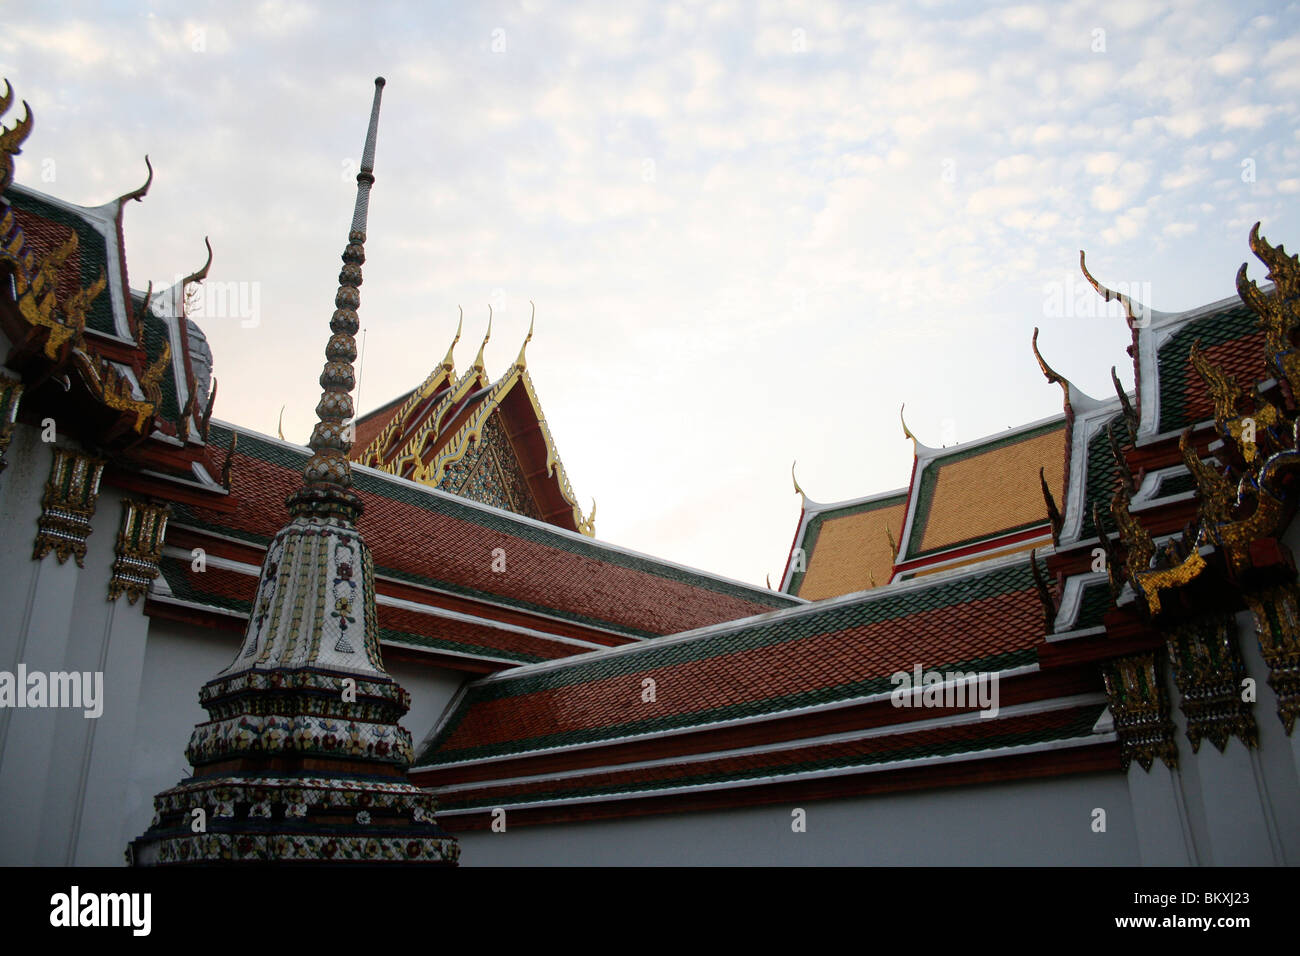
[129,78,458,867]
[290,77,385,523]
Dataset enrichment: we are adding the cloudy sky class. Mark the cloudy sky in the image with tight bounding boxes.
[4,1,1298,587]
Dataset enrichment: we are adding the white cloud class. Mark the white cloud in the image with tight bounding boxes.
[5,0,1295,586]
[1221,104,1273,128]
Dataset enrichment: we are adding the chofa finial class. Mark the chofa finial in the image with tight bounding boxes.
[900,403,918,451]
[1079,249,1152,330]
[473,305,492,371]
[117,155,153,205]
[441,306,463,368]
[515,300,535,368]
[1031,326,1070,403]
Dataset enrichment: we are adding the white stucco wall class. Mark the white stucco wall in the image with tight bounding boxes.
[451,772,1141,866]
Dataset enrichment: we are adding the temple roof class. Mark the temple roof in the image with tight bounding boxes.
[160,422,799,667]
[782,412,1069,600]
[894,415,1067,574]
[781,488,908,599]
[350,315,592,535]
[416,555,1049,766]
[3,171,225,486]
[409,550,1113,823]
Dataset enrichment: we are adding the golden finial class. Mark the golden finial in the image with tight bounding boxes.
[900,403,918,451]
[472,305,492,372]
[1080,249,1149,329]
[886,525,898,560]
[791,460,806,501]
[277,405,286,441]
[1031,327,1070,404]
[765,573,772,590]
[441,306,463,369]
[515,300,535,368]
[117,155,153,205]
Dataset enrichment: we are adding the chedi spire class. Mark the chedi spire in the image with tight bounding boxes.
[128,79,459,866]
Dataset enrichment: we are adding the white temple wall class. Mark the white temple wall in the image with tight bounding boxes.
[450,772,1141,866]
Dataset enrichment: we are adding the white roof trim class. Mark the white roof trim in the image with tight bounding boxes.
[432,732,1116,815]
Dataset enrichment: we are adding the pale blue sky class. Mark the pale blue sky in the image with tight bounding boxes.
[4,0,1298,586]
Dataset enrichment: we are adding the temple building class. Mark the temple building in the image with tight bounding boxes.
[1,71,1297,866]
[348,310,594,536]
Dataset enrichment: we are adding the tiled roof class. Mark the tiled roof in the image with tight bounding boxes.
[432,702,1105,810]
[905,420,1065,560]
[1156,303,1266,433]
[1072,578,1112,631]
[351,388,413,453]
[417,559,1045,766]
[4,186,118,336]
[169,424,796,643]
[155,554,589,664]
[790,492,907,600]
[1080,411,1130,540]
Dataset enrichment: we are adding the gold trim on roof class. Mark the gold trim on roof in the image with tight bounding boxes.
[357,313,592,534]
[354,310,466,467]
